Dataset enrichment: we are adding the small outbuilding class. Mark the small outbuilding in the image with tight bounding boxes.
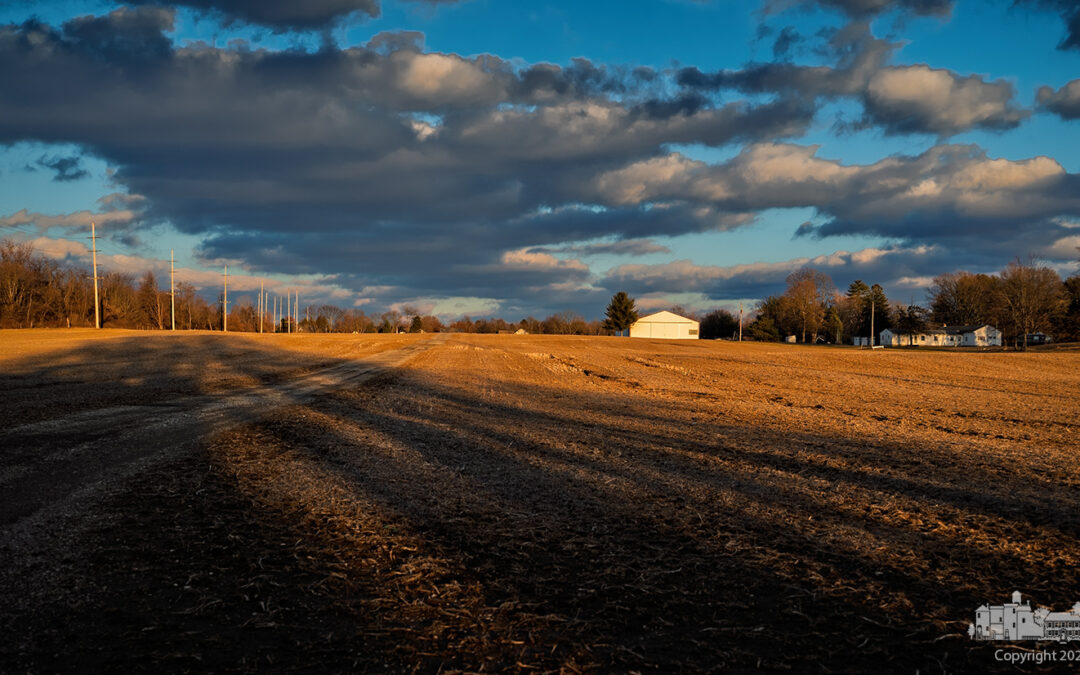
[629,311,700,340]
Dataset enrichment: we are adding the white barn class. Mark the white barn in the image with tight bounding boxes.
[629,311,700,340]
[879,324,1002,347]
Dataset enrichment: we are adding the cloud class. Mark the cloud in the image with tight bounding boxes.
[533,238,672,257]
[863,64,1027,135]
[1037,79,1080,119]
[0,193,149,242]
[498,248,590,273]
[764,0,953,18]
[601,244,949,300]
[772,26,802,58]
[678,23,1027,136]
[1013,0,1080,51]
[0,6,1073,317]
[0,206,140,233]
[21,233,359,302]
[588,142,1080,263]
[123,0,379,30]
[36,154,88,182]
[0,8,813,314]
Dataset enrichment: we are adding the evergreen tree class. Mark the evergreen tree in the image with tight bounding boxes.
[603,291,638,334]
[1058,274,1080,341]
[747,315,781,342]
[748,296,785,341]
[700,309,739,339]
[864,284,893,337]
[409,315,423,333]
[843,281,892,341]
[895,304,929,342]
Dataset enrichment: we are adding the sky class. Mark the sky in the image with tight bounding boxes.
[1,0,1079,320]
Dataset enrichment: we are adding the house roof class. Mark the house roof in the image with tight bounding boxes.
[634,310,698,324]
[882,324,997,336]
[943,325,993,334]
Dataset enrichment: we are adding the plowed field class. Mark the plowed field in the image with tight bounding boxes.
[1,330,1077,672]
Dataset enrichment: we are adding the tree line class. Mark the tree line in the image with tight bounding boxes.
[740,259,1080,348]
[0,239,610,334]
[4,238,1078,345]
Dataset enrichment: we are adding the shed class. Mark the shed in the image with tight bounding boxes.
[629,311,699,340]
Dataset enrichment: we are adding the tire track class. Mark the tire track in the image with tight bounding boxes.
[0,336,441,528]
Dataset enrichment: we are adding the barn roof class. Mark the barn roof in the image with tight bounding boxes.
[634,311,698,324]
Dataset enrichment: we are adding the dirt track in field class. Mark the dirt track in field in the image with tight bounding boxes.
[1,330,1078,673]
[0,331,436,526]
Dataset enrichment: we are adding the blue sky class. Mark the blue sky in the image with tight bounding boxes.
[1,0,1078,318]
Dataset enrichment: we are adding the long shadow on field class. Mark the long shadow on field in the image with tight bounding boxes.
[206,367,1080,673]
[1,334,441,673]
[0,334,423,525]
[0,333,352,429]
[3,336,1076,673]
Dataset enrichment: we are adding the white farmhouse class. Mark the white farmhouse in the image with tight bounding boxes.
[629,311,700,340]
[879,324,1002,347]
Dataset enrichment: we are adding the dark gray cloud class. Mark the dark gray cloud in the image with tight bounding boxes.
[36,154,88,181]
[123,0,379,30]
[1,5,1072,317]
[679,23,1027,136]
[764,0,953,18]
[586,142,1080,261]
[1037,79,1080,119]
[600,243,1005,307]
[532,239,672,257]
[1013,0,1080,50]
[0,9,815,312]
[0,15,805,185]
[772,26,802,58]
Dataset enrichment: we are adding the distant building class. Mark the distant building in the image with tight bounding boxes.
[629,311,700,340]
[879,325,1002,347]
[970,591,1080,642]
[1024,332,1052,345]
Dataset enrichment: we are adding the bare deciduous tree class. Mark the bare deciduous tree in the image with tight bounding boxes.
[782,267,835,343]
[997,258,1067,349]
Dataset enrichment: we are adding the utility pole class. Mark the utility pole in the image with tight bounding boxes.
[870,298,875,347]
[91,221,100,329]
[223,265,228,333]
[738,302,743,342]
[170,249,175,331]
[259,282,264,334]
[287,290,291,333]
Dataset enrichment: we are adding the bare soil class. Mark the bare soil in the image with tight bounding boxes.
[1,330,1078,673]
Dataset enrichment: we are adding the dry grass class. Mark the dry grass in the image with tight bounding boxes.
[1,331,1078,672]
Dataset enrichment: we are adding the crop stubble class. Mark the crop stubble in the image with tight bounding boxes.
[1,330,1077,672]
